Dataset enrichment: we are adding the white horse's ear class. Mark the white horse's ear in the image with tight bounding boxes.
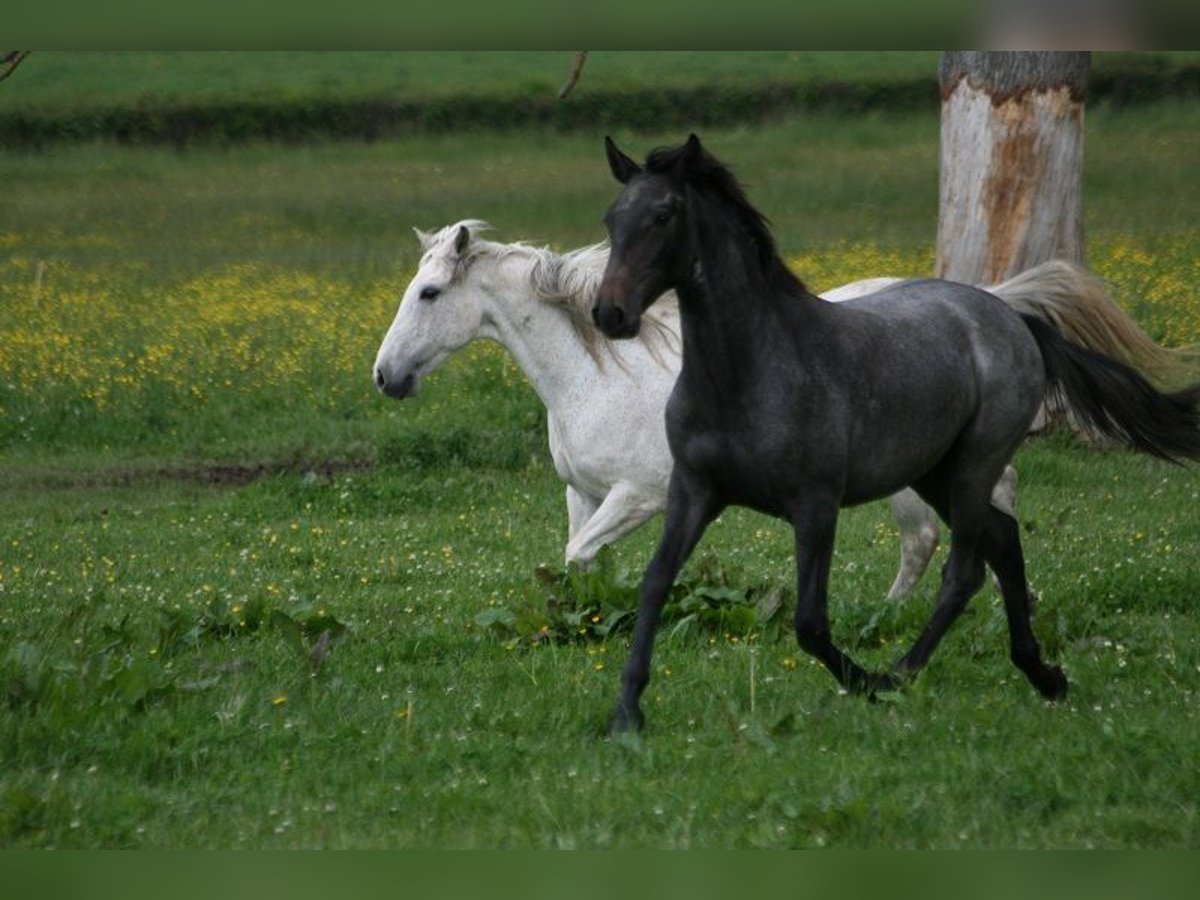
[414,227,435,251]
[454,224,470,255]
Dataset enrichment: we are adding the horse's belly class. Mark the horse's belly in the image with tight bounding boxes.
[841,436,957,506]
[840,387,973,503]
[671,426,829,518]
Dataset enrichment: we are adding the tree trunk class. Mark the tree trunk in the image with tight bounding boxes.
[936,51,1090,285]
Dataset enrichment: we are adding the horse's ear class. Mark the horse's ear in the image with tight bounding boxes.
[605,136,641,184]
[454,224,470,255]
[414,227,435,251]
[677,133,704,175]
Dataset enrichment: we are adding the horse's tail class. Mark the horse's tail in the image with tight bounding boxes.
[991,260,1200,387]
[1022,314,1200,464]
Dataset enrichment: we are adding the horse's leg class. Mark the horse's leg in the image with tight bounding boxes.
[565,482,661,569]
[883,466,1017,601]
[990,465,1018,518]
[892,532,987,680]
[884,464,1017,601]
[792,501,897,696]
[611,470,720,733]
[891,473,991,681]
[565,486,600,563]
[885,489,940,600]
[978,508,1069,699]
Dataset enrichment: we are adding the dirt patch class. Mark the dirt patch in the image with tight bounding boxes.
[172,456,375,486]
[3,454,376,491]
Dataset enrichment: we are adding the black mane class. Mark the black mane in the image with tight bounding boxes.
[644,142,808,296]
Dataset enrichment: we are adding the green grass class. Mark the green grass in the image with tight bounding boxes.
[2,437,1198,847]
[2,91,1200,847]
[3,96,1198,280]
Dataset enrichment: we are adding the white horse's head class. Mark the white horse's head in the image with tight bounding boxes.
[373,220,490,399]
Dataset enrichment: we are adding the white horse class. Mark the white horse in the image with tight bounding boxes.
[374,221,1190,598]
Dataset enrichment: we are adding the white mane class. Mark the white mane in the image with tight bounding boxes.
[423,219,680,364]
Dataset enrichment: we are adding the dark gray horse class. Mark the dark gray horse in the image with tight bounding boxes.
[591,134,1200,733]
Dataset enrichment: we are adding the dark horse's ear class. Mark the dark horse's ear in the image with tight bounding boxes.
[454,224,470,255]
[676,133,704,176]
[605,136,642,184]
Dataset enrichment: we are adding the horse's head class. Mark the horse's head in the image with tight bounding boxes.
[592,134,704,340]
[373,221,488,399]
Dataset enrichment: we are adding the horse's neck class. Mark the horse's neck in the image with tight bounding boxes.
[477,262,600,409]
[675,235,823,390]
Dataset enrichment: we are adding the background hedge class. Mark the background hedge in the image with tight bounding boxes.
[2,52,1199,149]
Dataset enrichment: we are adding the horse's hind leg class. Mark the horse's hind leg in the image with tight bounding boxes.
[891,469,994,681]
[893,475,1067,700]
[978,508,1069,699]
[886,489,940,600]
[892,529,987,681]
[883,465,1017,601]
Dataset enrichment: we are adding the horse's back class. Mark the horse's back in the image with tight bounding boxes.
[846,277,1019,326]
[844,278,1044,378]
[828,279,1046,501]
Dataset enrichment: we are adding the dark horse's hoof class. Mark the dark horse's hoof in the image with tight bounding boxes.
[609,702,645,735]
[869,671,903,696]
[1033,664,1069,701]
[849,670,902,700]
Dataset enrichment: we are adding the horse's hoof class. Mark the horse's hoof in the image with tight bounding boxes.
[609,702,645,735]
[848,670,901,700]
[1034,665,1069,701]
[866,671,904,701]
[877,671,902,691]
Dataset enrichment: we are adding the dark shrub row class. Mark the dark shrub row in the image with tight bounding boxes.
[2,65,1197,149]
[0,80,938,149]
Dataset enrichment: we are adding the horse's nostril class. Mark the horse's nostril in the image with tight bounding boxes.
[374,367,386,390]
[593,303,626,334]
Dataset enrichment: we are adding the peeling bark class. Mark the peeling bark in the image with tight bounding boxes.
[936,52,1089,285]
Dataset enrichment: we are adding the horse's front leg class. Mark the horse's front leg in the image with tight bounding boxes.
[565,481,660,569]
[612,470,719,734]
[565,486,600,556]
[793,502,897,697]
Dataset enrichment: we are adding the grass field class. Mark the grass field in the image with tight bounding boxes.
[2,66,1200,846]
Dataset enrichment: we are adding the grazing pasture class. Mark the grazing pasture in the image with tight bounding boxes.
[1,85,1199,845]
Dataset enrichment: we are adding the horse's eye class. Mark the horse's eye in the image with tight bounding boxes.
[653,210,673,226]
[419,286,441,301]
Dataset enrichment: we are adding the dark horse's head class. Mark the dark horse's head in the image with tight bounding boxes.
[591,134,707,339]
[593,133,784,340]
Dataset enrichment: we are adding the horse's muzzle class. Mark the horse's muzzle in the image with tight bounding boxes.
[374,365,417,400]
[592,302,641,339]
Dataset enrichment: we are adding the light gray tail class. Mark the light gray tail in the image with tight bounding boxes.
[993,260,1200,386]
